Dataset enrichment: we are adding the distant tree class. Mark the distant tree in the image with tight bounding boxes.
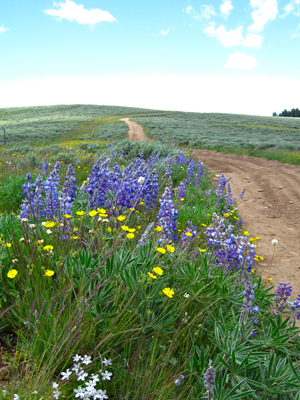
[272,111,277,116]
[278,108,300,118]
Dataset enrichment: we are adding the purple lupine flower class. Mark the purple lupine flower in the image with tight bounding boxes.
[215,174,231,206]
[224,183,233,212]
[44,161,61,221]
[186,159,195,183]
[59,164,77,214]
[156,186,178,244]
[20,173,45,221]
[177,179,187,200]
[274,282,293,311]
[243,279,255,312]
[239,188,246,199]
[206,214,256,273]
[204,365,215,400]
[194,160,204,187]
[41,158,49,177]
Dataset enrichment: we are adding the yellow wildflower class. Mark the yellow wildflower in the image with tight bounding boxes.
[5,243,11,248]
[137,226,142,230]
[185,232,193,237]
[126,233,135,239]
[128,228,136,233]
[7,269,18,279]
[89,210,98,217]
[153,267,163,275]
[156,247,166,254]
[117,215,126,221]
[43,245,54,251]
[97,208,107,214]
[139,201,144,205]
[76,211,85,216]
[244,231,249,235]
[199,249,206,252]
[180,198,184,201]
[148,272,157,279]
[43,221,55,228]
[45,270,55,277]
[201,223,207,227]
[64,214,72,219]
[71,236,79,239]
[107,227,112,232]
[163,287,175,298]
[99,213,108,218]
[166,245,175,253]
[121,225,129,231]
[155,226,163,232]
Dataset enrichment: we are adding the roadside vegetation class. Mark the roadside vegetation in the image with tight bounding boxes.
[1,136,300,399]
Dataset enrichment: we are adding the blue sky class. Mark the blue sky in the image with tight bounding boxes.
[0,0,300,115]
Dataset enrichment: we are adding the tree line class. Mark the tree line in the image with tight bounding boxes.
[273,108,300,117]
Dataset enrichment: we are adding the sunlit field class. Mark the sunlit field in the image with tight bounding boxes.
[1,107,300,399]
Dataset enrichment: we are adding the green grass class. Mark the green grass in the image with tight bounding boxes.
[0,140,300,399]
[195,145,300,165]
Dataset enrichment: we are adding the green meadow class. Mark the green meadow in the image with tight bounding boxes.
[0,105,300,399]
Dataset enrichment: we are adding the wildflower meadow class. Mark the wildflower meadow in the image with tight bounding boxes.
[1,138,300,399]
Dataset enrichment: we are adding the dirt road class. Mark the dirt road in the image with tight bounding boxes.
[121,118,148,142]
[193,149,300,294]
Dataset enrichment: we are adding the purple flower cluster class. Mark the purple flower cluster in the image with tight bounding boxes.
[204,364,215,399]
[206,214,256,273]
[274,282,293,311]
[215,174,231,207]
[86,155,160,213]
[20,173,45,220]
[20,161,77,225]
[41,158,49,177]
[156,186,178,244]
[177,179,187,200]
[194,161,204,187]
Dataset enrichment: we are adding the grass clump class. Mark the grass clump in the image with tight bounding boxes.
[0,142,300,399]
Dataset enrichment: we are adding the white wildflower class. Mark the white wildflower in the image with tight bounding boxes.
[272,239,278,246]
[74,386,86,398]
[102,358,112,367]
[138,177,145,184]
[101,370,112,381]
[77,371,88,381]
[94,389,108,400]
[21,218,28,222]
[46,229,52,234]
[82,355,92,365]
[61,369,72,380]
[73,354,82,362]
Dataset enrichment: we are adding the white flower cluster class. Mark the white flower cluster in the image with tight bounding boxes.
[53,354,113,400]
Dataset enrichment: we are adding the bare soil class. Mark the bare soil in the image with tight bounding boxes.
[192,149,300,295]
[120,118,149,142]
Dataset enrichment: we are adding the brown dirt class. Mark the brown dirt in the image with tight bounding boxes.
[192,149,300,295]
[120,118,149,142]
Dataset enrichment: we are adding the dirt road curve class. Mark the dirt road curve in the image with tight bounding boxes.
[121,118,148,142]
[193,149,300,294]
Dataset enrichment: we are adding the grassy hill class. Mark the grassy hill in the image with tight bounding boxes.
[1,104,300,164]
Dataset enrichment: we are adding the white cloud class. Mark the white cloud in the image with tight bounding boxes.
[248,0,278,32]
[44,0,116,25]
[220,0,233,17]
[153,28,170,37]
[205,23,243,46]
[283,0,300,16]
[185,5,193,14]
[161,28,170,35]
[0,26,8,34]
[195,5,216,20]
[225,52,257,70]
[243,33,263,47]
[204,23,263,47]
